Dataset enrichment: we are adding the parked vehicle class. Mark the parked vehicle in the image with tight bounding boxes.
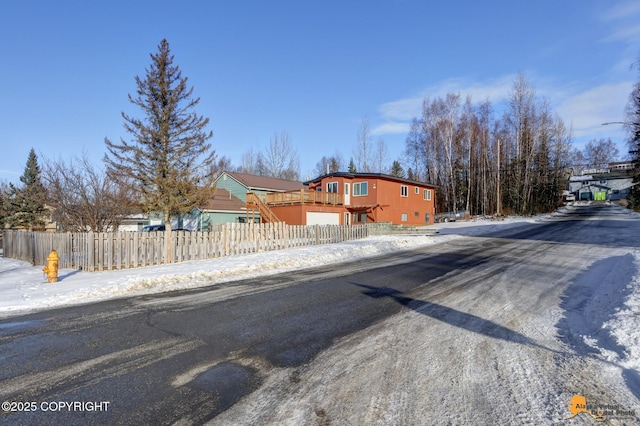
[141,224,165,232]
[435,212,457,223]
[141,224,191,232]
[435,210,468,223]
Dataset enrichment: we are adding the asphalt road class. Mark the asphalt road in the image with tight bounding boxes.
[1,204,639,425]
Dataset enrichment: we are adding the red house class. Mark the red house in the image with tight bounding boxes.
[250,172,436,226]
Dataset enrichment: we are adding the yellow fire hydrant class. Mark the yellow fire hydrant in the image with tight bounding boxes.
[43,250,60,283]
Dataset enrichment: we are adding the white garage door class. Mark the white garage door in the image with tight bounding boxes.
[306,212,340,225]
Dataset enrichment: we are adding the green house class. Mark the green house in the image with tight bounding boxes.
[194,187,249,228]
[197,171,304,226]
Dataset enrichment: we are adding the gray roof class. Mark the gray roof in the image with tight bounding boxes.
[224,172,305,192]
[203,188,246,212]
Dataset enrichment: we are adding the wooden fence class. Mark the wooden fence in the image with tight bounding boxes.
[2,222,370,272]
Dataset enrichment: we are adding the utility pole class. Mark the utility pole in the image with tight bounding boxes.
[496,138,501,216]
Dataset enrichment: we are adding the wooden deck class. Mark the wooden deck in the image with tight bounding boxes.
[265,190,343,206]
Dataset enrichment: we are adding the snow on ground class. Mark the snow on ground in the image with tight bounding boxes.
[0,214,538,318]
[1,203,639,422]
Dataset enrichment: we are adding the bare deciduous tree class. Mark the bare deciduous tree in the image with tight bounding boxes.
[354,115,374,173]
[239,147,259,175]
[42,154,138,232]
[209,155,234,178]
[314,152,344,177]
[371,138,390,174]
[262,131,300,180]
[402,73,571,216]
[239,131,300,180]
[583,138,619,169]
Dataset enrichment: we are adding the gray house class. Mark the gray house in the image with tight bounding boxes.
[568,170,634,202]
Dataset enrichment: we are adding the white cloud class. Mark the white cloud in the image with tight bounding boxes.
[373,75,517,137]
[371,122,411,136]
[377,97,423,122]
[556,81,634,139]
[600,1,640,44]
[601,1,640,22]
[602,25,640,44]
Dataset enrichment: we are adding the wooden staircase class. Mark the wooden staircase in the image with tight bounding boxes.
[246,192,281,223]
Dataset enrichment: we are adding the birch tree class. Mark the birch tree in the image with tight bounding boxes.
[354,115,374,172]
[261,131,300,180]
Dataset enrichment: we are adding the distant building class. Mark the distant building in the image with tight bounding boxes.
[568,161,635,201]
[117,214,150,232]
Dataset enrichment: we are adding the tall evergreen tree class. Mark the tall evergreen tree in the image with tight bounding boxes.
[627,75,640,209]
[407,167,415,181]
[6,148,47,231]
[348,158,357,173]
[390,160,405,178]
[0,183,8,230]
[104,39,216,231]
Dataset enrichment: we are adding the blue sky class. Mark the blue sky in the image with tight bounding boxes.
[1,0,639,183]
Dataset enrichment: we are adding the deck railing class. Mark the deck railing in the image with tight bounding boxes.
[265,189,343,205]
[246,192,281,223]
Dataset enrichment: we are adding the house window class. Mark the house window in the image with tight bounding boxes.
[401,185,408,197]
[415,187,419,194]
[359,212,368,222]
[353,181,368,196]
[401,213,408,222]
[415,211,419,217]
[327,182,338,193]
[424,189,432,201]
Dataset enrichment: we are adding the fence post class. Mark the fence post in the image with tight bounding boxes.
[87,232,94,272]
[223,223,228,256]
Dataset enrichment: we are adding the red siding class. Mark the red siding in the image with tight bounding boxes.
[271,205,346,225]
[314,175,436,225]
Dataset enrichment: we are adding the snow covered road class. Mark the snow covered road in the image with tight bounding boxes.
[214,204,640,425]
[1,204,639,425]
